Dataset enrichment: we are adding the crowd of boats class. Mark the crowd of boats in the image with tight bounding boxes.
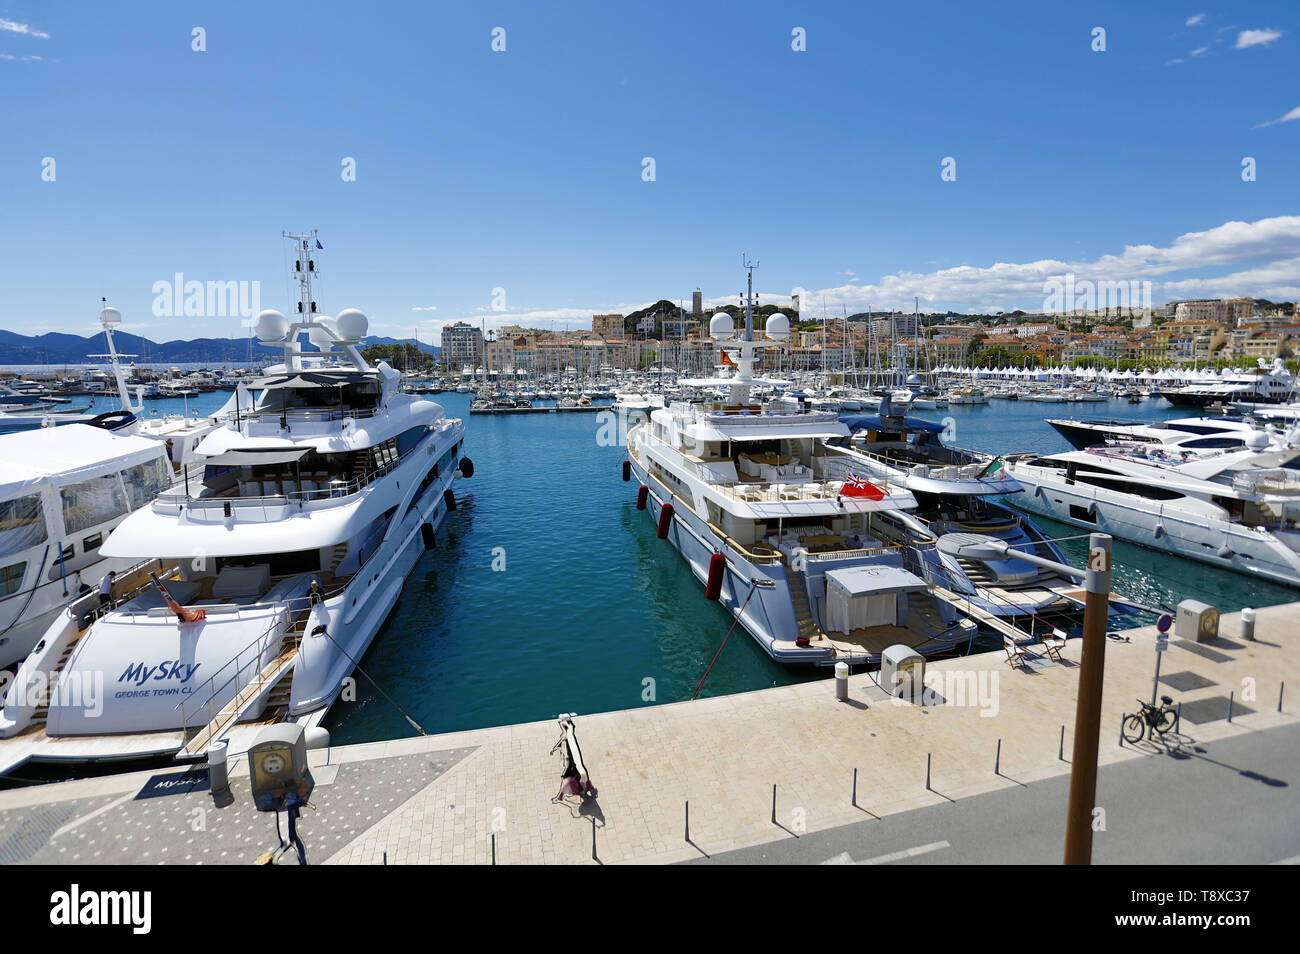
[0,247,1297,781]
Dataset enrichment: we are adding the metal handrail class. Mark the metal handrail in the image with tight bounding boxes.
[172,585,345,736]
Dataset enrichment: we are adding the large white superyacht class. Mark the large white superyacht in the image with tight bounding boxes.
[1005,439,1300,587]
[0,234,471,773]
[625,262,975,666]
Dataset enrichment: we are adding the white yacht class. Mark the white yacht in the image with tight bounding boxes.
[0,425,175,671]
[1047,414,1283,456]
[626,263,974,666]
[1006,443,1300,587]
[0,233,471,773]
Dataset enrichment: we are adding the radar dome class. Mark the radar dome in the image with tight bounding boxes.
[335,308,368,341]
[254,309,289,342]
[766,312,790,340]
[709,312,734,339]
[1246,431,1270,452]
[307,316,338,352]
[100,307,122,329]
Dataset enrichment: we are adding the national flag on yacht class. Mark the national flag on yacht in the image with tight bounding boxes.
[979,456,1008,482]
[150,573,206,623]
[719,350,738,369]
[315,238,323,249]
[842,473,887,500]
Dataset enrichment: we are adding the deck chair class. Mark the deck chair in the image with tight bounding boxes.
[1003,634,1029,670]
[1041,628,1068,663]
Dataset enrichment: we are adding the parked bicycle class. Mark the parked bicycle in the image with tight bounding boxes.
[1122,695,1177,744]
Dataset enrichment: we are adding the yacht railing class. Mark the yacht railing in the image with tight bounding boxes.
[175,610,288,738]
[172,584,347,738]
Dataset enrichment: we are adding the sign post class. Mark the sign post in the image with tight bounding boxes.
[1152,614,1172,705]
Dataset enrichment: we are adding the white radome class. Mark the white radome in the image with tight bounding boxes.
[255,309,289,342]
[709,312,734,339]
[100,307,122,329]
[335,308,368,341]
[307,316,338,352]
[766,312,790,340]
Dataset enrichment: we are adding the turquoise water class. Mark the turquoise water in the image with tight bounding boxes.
[129,390,1297,744]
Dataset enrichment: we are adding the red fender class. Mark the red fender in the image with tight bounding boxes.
[656,502,674,538]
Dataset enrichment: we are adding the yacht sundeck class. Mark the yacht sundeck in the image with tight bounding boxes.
[626,262,975,666]
[0,233,472,774]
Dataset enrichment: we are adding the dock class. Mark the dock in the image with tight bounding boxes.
[0,603,1294,864]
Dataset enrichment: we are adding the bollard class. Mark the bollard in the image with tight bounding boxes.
[1241,607,1256,642]
[771,784,777,824]
[207,740,229,795]
[995,739,1001,776]
[925,752,931,791]
[834,661,849,702]
[1227,691,1234,724]
[1059,725,1065,761]
[852,768,858,808]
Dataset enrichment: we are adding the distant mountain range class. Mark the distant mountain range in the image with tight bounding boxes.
[0,330,438,365]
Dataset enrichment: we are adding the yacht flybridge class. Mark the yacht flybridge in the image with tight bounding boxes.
[0,232,471,773]
[626,260,975,666]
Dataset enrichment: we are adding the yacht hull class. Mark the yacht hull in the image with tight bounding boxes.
[1008,476,1300,587]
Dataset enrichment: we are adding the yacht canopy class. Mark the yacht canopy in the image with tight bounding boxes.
[825,565,927,596]
[0,424,164,501]
[203,447,313,467]
[253,370,375,389]
[841,415,944,434]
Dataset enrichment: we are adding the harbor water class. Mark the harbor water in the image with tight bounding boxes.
[62,388,1300,745]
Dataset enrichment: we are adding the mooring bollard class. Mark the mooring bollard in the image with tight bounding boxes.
[995,739,1001,776]
[207,740,229,795]
[1240,607,1256,642]
[835,661,849,702]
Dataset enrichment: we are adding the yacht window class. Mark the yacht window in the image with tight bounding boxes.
[83,531,103,552]
[60,476,129,534]
[1181,437,1244,449]
[1073,474,1184,500]
[121,456,174,509]
[397,426,427,457]
[0,561,26,597]
[0,494,47,557]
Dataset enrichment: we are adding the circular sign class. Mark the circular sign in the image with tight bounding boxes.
[1156,613,1173,633]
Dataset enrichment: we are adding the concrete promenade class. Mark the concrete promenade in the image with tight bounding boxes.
[0,603,1294,864]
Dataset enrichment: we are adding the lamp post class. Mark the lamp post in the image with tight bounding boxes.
[937,531,1112,864]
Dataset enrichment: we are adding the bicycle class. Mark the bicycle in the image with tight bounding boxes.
[1122,695,1177,744]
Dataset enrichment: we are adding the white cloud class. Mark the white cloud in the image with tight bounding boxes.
[0,53,44,62]
[1186,14,1205,27]
[1190,46,1208,56]
[769,216,1300,314]
[1254,105,1300,128]
[410,305,438,312]
[1236,28,1282,49]
[0,17,49,39]
[1165,58,1185,66]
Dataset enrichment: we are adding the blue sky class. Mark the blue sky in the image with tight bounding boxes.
[1,2,1297,341]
